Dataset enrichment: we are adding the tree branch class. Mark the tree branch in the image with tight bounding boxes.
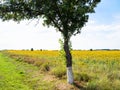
[54,2,65,29]
[48,16,63,33]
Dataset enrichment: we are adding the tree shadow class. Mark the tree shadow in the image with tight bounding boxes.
[73,81,86,90]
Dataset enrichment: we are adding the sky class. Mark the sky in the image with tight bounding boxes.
[0,0,120,50]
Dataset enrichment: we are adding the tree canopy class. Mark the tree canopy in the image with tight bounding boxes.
[0,0,100,38]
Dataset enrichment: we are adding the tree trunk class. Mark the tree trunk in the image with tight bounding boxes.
[63,38,74,84]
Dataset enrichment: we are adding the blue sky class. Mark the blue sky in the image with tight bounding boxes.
[0,0,120,50]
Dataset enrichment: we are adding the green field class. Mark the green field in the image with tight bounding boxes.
[0,50,120,90]
[0,52,59,90]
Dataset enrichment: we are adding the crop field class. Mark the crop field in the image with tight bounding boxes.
[1,50,120,90]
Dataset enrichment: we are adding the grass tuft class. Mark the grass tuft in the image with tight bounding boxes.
[51,66,66,79]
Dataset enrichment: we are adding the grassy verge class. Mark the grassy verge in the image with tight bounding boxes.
[0,52,57,90]
[0,53,30,90]
[0,51,77,90]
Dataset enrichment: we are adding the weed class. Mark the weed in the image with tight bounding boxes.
[51,66,66,79]
[40,63,50,72]
[74,72,90,82]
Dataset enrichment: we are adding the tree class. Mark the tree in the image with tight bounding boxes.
[0,0,101,84]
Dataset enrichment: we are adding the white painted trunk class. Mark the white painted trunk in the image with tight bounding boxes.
[67,66,74,84]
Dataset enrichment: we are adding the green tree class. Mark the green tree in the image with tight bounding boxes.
[0,0,101,84]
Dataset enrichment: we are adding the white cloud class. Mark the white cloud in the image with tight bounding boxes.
[0,20,61,50]
[0,13,120,50]
[71,17,120,50]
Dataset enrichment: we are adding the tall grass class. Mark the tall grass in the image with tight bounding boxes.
[4,50,120,89]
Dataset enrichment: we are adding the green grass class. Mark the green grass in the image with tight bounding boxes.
[0,53,56,90]
[0,53,30,90]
